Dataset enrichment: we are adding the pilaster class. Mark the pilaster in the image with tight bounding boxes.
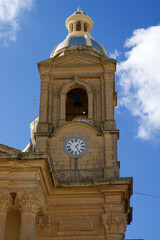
[103,131,119,178]
[0,192,12,240]
[38,75,50,131]
[103,73,116,130]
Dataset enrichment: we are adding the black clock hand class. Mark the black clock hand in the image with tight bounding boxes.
[75,145,80,153]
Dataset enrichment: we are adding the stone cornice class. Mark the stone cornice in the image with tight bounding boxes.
[55,177,133,193]
[0,144,20,154]
[37,49,116,66]
[0,154,19,159]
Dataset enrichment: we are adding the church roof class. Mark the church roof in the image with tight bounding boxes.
[0,144,20,155]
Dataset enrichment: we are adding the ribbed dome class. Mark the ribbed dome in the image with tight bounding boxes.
[50,7,107,58]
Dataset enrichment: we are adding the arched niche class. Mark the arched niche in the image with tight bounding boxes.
[59,80,94,124]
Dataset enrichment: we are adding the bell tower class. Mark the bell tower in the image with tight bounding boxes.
[33,7,132,239]
[36,7,119,181]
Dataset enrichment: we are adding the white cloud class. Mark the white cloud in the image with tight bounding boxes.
[117,26,160,140]
[0,0,34,43]
[109,49,121,59]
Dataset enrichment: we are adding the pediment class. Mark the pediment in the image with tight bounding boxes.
[0,144,20,155]
[37,52,116,74]
[53,56,99,67]
[38,52,106,67]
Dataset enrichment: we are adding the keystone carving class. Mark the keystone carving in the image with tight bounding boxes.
[36,215,51,235]
[0,192,12,215]
[102,213,127,234]
[17,192,41,215]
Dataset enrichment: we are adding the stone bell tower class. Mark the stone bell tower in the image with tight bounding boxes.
[36,6,120,181]
[0,7,132,240]
[33,7,133,239]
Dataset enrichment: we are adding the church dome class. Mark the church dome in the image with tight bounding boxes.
[50,7,107,57]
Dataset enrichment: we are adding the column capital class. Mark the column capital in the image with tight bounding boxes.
[102,213,127,234]
[40,75,50,82]
[17,192,41,215]
[103,73,114,81]
[0,192,12,215]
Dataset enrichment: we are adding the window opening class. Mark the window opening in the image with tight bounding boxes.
[70,23,73,33]
[77,21,81,31]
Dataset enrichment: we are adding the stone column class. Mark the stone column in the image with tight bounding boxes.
[0,192,11,240]
[81,21,84,31]
[102,213,126,240]
[87,23,91,33]
[69,23,73,33]
[73,21,77,32]
[17,192,41,240]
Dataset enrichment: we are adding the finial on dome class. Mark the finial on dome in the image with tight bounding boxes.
[77,6,82,12]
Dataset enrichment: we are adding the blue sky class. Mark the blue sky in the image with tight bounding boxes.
[0,1,160,239]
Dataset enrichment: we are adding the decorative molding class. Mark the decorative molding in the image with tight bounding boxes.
[36,215,51,235]
[0,192,12,215]
[17,192,41,215]
[104,73,114,81]
[0,144,20,155]
[40,75,50,83]
[102,213,127,234]
[59,219,93,232]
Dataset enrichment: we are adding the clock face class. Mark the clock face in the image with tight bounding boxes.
[64,136,88,158]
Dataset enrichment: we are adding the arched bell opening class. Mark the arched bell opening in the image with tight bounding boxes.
[66,88,88,121]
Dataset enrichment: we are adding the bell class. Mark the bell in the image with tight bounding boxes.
[72,93,82,108]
